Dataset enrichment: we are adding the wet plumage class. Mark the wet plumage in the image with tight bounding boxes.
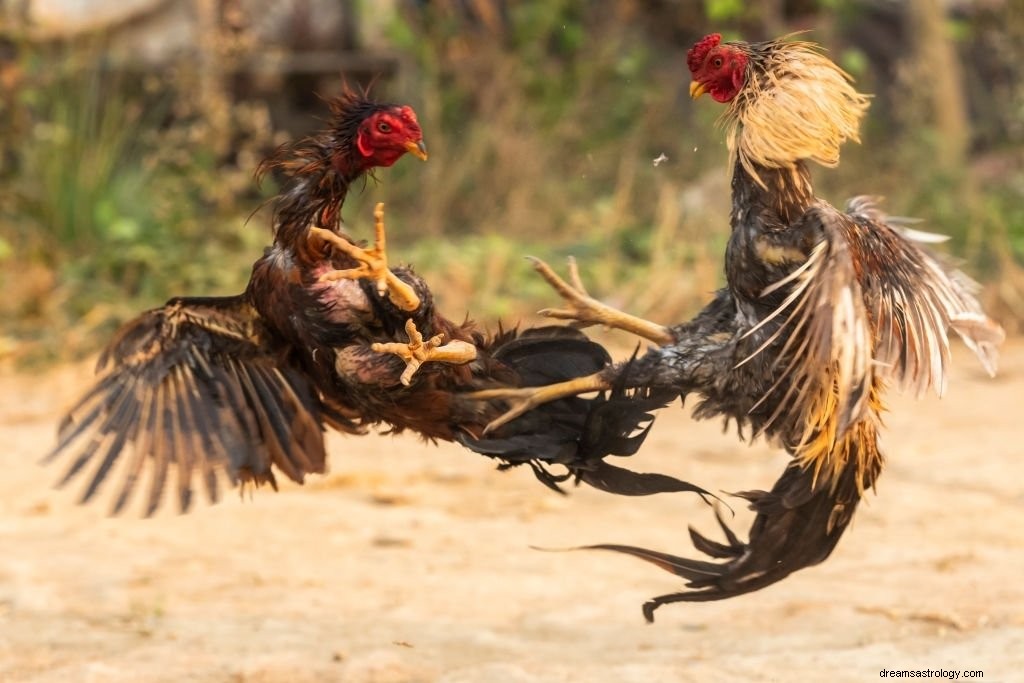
[603,34,1002,617]
[469,33,1004,619]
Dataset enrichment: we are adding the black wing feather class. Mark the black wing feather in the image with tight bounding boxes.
[46,295,332,515]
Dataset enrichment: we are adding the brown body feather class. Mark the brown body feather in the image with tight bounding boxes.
[48,92,668,514]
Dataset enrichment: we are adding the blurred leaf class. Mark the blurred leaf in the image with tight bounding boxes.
[704,0,745,22]
[839,48,868,77]
[107,217,142,242]
[947,18,971,42]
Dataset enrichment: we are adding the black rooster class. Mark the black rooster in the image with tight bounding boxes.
[467,34,1004,620]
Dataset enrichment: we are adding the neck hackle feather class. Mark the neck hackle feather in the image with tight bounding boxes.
[725,36,871,187]
[257,90,391,241]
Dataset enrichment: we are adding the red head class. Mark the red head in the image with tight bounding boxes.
[686,33,748,103]
[258,91,429,238]
[355,105,428,168]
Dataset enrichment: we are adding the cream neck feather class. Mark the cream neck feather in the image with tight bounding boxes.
[724,39,870,187]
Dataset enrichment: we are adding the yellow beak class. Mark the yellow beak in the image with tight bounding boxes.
[404,140,428,161]
[689,81,708,100]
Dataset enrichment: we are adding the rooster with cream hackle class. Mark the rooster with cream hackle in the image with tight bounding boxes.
[466,33,1005,620]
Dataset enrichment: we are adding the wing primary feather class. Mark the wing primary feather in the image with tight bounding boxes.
[111,379,158,514]
[171,365,195,513]
[145,381,172,517]
[58,379,135,487]
[80,382,141,503]
[233,364,294,483]
[44,380,115,464]
[258,368,315,474]
[178,356,221,504]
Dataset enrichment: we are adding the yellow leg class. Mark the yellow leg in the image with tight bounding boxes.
[466,372,611,433]
[530,256,674,346]
[312,203,421,312]
[372,319,477,386]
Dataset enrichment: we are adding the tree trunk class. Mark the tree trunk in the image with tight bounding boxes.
[907,0,970,172]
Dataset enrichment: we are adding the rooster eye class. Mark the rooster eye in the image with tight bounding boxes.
[377,121,392,133]
[713,57,723,68]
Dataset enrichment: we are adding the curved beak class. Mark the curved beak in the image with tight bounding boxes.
[689,81,708,100]
[404,139,428,161]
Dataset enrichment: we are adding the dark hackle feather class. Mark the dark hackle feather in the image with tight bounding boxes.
[256,89,395,241]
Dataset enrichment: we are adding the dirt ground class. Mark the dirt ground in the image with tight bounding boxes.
[1,342,1022,683]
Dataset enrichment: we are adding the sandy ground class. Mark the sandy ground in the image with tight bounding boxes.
[1,343,1023,683]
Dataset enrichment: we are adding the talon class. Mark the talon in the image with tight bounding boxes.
[311,204,421,311]
[466,372,611,434]
[527,257,674,345]
[372,319,477,386]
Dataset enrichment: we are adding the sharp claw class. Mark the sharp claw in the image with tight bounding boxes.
[567,256,588,294]
[472,372,611,435]
[483,408,525,435]
[538,308,574,319]
[372,319,477,385]
[312,205,421,311]
[527,256,673,345]
[399,360,422,386]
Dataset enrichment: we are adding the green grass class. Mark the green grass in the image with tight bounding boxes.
[2,9,1023,365]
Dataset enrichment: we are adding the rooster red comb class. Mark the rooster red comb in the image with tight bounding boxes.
[687,33,722,73]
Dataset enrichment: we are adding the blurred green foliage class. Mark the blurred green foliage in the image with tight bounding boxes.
[0,42,275,363]
[1,0,1023,366]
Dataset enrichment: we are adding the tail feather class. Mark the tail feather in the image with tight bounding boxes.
[585,433,882,621]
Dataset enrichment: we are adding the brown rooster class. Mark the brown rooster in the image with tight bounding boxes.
[466,33,1005,620]
[45,90,439,515]
[47,90,690,516]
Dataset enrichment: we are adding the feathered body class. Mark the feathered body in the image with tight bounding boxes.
[48,91,670,515]
[46,91,431,514]
[686,34,1001,492]
[485,34,1004,619]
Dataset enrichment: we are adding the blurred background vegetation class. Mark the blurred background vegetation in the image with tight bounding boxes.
[1,0,1022,366]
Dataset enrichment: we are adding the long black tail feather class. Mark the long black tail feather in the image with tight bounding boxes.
[585,449,882,621]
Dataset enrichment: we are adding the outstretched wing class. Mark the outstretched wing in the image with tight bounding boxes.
[842,196,1004,388]
[741,197,1003,481]
[45,295,341,515]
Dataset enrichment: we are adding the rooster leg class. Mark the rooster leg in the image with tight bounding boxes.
[312,203,421,312]
[531,256,674,345]
[467,372,611,433]
[372,319,477,386]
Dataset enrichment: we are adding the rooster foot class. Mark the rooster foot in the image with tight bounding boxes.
[529,256,674,345]
[466,372,610,433]
[372,319,477,386]
[312,202,421,312]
